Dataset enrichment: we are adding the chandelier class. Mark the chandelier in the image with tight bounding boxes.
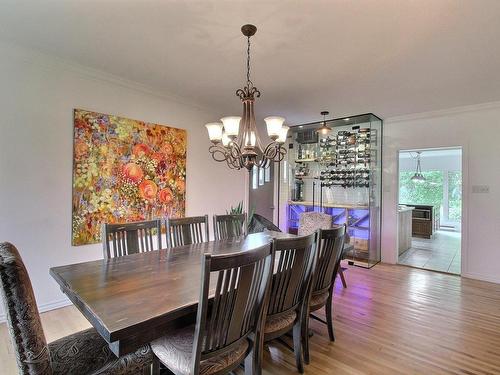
[205,24,288,171]
[411,151,426,183]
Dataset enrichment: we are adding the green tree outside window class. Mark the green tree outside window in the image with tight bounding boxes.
[448,171,462,222]
[399,170,462,223]
[399,171,444,211]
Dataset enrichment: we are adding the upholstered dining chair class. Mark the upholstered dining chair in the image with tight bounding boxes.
[213,213,246,240]
[297,212,332,236]
[302,226,346,365]
[248,213,281,234]
[165,215,209,248]
[150,241,274,375]
[102,219,162,259]
[0,242,153,375]
[298,212,348,288]
[252,233,318,374]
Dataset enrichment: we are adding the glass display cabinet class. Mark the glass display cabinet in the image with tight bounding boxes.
[279,113,382,268]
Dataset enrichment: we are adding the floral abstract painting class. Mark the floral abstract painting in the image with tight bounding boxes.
[72,109,186,246]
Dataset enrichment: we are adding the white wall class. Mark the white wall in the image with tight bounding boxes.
[382,102,500,283]
[0,42,246,320]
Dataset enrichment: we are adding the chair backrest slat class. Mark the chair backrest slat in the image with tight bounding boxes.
[313,226,346,294]
[101,219,162,259]
[268,234,317,316]
[148,228,154,251]
[213,214,246,241]
[190,243,274,374]
[139,230,146,252]
[165,215,209,248]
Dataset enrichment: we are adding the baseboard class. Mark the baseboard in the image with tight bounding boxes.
[0,297,72,324]
[461,272,500,285]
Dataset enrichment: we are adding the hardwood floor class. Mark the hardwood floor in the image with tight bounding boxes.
[2,263,500,374]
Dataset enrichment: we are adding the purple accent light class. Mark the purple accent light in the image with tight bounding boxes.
[287,203,371,241]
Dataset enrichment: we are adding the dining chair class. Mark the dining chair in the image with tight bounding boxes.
[297,212,332,236]
[165,215,209,248]
[150,241,274,375]
[340,232,354,287]
[213,213,246,240]
[253,233,318,374]
[248,213,281,234]
[0,242,153,375]
[101,219,162,259]
[303,225,346,365]
[298,211,348,288]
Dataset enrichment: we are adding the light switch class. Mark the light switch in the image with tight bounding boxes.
[472,185,490,194]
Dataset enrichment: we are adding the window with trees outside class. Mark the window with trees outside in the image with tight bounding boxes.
[399,170,461,224]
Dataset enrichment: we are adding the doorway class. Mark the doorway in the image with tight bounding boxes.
[397,148,462,274]
[248,164,275,221]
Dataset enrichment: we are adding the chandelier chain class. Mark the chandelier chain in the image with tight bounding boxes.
[246,36,252,86]
[207,24,287,172]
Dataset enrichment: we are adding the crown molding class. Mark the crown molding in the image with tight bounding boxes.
[0,40,216,115]
[385,101,500,124]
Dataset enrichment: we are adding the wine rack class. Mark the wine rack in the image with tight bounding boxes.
[318,127,374,189]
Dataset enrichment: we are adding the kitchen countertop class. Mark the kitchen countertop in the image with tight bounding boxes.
[398,205,415,213]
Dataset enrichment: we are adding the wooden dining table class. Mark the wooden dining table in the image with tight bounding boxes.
[50,231,294,357]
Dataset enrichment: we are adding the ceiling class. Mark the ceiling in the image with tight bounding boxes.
[400,148,462,159]
[1,1,500,124]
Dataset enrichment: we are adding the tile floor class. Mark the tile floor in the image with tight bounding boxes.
[398,230,461,274]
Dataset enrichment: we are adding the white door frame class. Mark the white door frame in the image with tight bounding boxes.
[394,145,467,275]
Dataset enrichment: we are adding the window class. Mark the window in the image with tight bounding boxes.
[252,166,258,190]
[448,171,462,222]
[399,170,462,224]
[264,165,271,182]
[399,171,444,210]
[258,167,264,186]
[252,165,273,190]
[283,160,288,183]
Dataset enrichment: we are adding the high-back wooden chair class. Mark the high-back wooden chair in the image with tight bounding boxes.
[298,211,348,288]
[101,219,162,259]
[303,225,346,364]
[0,242,153,375]
[213,213,246,240]
[165,215,209,248]
[254,233,318,373]
[151,242,274,375]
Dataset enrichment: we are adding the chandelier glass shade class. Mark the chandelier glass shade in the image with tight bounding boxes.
[205,24,288,171]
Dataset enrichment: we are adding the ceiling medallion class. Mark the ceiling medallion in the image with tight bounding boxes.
[205,24,288,171]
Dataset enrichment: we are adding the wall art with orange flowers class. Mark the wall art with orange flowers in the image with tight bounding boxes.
[72,109,186,246]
